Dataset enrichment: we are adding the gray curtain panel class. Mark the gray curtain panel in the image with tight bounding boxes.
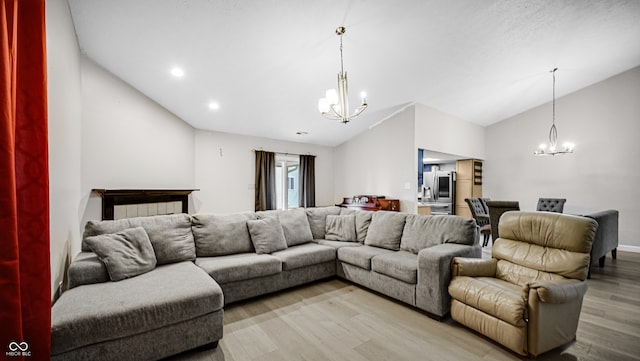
[255,151,277,211]
[299,154,316,207]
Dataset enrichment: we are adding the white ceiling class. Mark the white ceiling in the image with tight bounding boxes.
[67,0,640,147]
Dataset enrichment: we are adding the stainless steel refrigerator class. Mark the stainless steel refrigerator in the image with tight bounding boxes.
[420,170,456,215]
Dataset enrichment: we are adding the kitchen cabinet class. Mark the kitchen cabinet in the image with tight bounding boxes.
[418,205,431,216]
[455,159,483,218]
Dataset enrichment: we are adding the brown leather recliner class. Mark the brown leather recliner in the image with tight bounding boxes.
[448,211,597,357]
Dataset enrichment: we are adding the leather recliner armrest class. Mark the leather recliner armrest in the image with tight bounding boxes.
[527,279,588,304]
[451,257,497,277]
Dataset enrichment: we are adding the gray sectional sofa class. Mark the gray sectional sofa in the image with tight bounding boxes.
[51,207,480,360]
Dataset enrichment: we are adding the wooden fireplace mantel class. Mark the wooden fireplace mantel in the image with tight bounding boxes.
[92,188,199,220]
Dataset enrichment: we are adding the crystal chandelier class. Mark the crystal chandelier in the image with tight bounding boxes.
[534,68,575,156]
[318,26,368,124]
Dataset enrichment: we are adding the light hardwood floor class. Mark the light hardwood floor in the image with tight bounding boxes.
[168,251,640,361]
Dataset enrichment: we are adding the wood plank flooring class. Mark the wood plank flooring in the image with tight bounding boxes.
[167,251,640,361]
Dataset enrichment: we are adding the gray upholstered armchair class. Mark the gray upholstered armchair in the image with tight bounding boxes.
[584,210,619,277]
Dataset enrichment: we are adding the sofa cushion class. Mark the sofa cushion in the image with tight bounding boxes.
[325,214,357,242]
[371,251,418,284]
[306,206,341,239]
[247,217,288,254]
[51,261,223,356]
[84,227,157,281]
[271,243,336,271]
[340,208,373,243]
[337,245,395,270]
[258,208,314,246]
[494,258,565,287]
[364,211,407,250]
[278,208,315,246]
[192,213,256,256]
[196,253,282,283]
[400,214,477,254]
[82,214,195,265]
[449,276,527,326]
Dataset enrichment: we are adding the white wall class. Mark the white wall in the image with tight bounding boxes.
[414,103,486,160]
[80,56,196,229]
[47,0,82,298]
[194,130,335,213]
[485,66,640,249]
[334,106,416,212]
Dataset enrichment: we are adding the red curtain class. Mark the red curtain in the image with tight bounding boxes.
[0,0,50,360]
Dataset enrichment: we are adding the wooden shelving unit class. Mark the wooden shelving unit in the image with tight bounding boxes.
[455,160,483,219]
[473,161,483,185]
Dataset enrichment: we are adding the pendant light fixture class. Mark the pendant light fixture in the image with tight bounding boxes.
[534,68,575,156]
[318,26,368,124]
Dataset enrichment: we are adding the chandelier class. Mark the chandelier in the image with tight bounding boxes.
[534,68,575,156]
[318,26,368,124]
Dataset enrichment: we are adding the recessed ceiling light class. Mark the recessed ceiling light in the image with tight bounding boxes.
[171,67,184,77]
[208,102,220,110]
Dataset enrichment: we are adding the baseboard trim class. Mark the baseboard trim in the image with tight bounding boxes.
[618,245,640,253]
[482,244,640,253]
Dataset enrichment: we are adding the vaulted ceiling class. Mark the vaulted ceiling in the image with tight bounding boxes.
[68,0,640,146]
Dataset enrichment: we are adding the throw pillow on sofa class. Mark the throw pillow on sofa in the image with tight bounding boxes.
[340,208,373,243]
[257,208,314,247]
[247,217,288,254]
[364,211,408,251]
[325,214,357,242]
[84,226,157,281]
[192,213,257,256]
[82,214,195,265]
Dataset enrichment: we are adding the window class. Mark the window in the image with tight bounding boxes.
[275,154,299,210]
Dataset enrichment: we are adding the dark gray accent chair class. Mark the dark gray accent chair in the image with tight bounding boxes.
[536,198,566,213]
[465,198,491,247]
[584,210,619,278]
[486,201,520,242]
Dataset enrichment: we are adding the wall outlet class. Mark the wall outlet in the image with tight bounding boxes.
[404,182,412,190]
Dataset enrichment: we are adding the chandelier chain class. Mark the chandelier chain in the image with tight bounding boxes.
[339,33,344,75]
[550,67,558,147]
[552,67,557,126]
